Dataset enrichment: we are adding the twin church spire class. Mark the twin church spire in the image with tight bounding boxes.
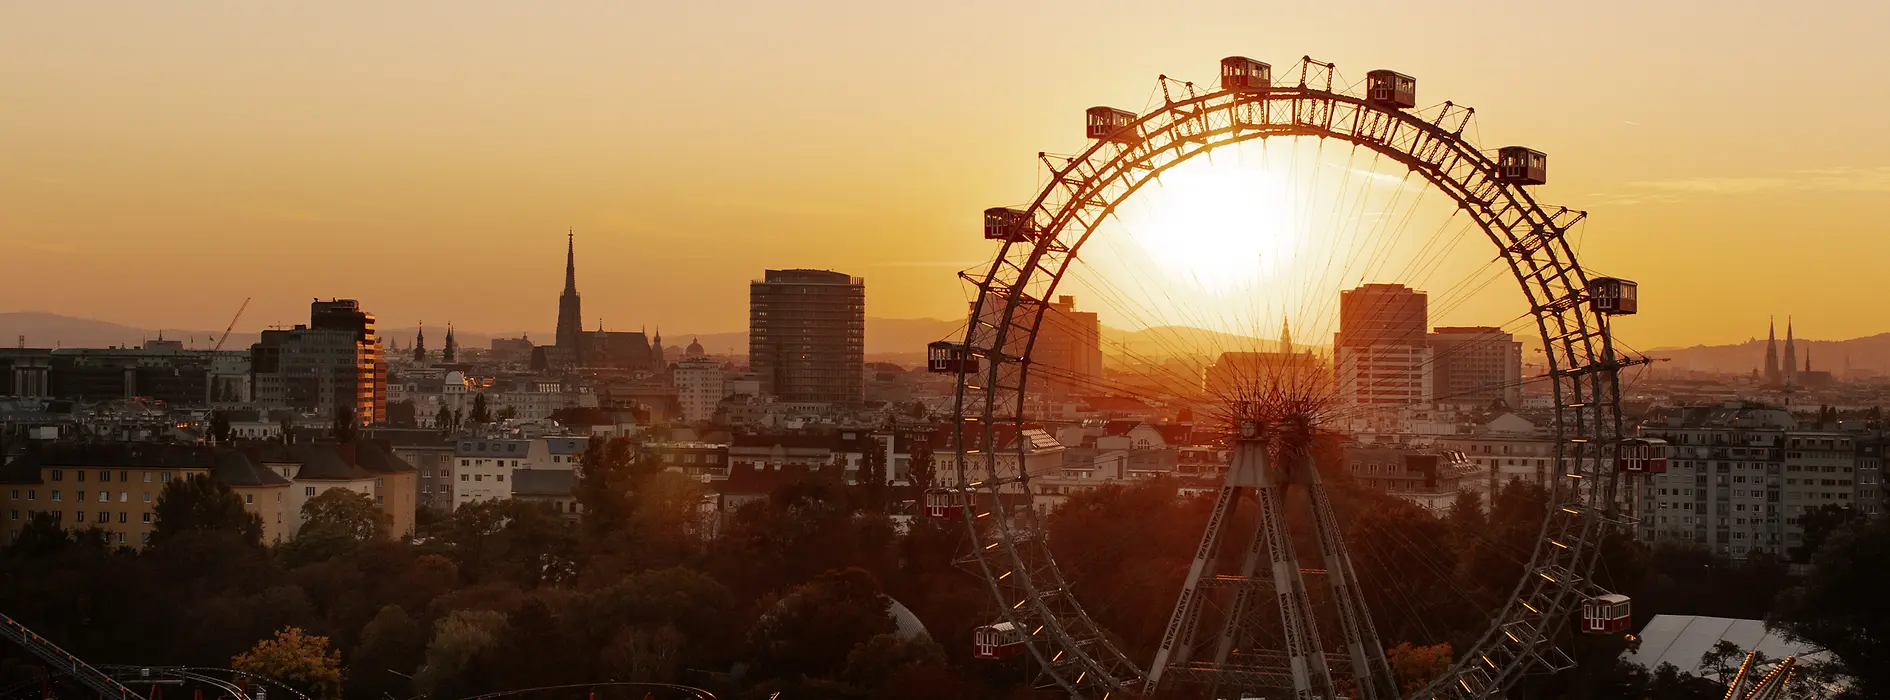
[1762,316,1803,388]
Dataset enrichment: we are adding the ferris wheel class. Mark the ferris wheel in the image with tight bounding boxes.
[930,55,1655,699]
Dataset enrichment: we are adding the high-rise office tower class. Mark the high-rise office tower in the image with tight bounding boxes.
[1334,283,1432,407]
[749,269,865,406]
[252,299,386,423]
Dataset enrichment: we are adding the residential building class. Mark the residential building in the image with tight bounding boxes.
[450,438,531,509]
[0,443,216,548]
[673,358,728,424]
[512,469,581,519]
[1635,403,1864,560]
[749,269,866,407]
[1346,445,1481,512]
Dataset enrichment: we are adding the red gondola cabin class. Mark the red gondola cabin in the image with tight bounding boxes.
[974,622,1026,659]
[1619,438,1669,474]
[1589,277,1638,315]
[1086,107,1138,142]
[927,341,976,374]
[1497,147,1548,185]
[1366,70,1417,109]
[1582,594,1632,634]
[1220,56,1272,92]
[923,488,967,519]
[983,207,1031,241]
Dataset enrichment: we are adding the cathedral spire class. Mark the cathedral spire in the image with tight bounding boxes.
[1783,316,1799,387]
[1280,318,1293,355]
[556,231,584,356]
[413,322,427,363]
[564,229,577,295]
[1764,316,1780,387]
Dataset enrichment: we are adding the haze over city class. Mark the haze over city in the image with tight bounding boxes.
[6,1,1890,348]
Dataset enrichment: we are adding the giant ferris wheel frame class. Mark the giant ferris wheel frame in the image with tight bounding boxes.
[947,56,1631,699]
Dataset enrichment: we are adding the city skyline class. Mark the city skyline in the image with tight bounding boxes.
[5,2,1890,349]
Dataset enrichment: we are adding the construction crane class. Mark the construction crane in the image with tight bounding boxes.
[212,297,251,352]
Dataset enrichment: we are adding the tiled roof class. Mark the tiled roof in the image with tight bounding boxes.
[217,450,291,487]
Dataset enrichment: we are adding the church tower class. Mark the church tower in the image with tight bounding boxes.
[1280,318,1294,355]
[652,326,666,368]
[413,324,427,363]
[1783,317,1798,387]
[443,324,458,363]
[556,232,583,354]
[1763,317,1780,386]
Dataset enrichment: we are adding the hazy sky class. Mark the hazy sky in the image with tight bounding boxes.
[4,1,1887,348]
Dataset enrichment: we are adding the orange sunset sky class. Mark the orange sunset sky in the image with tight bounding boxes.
[3,1,1888,349]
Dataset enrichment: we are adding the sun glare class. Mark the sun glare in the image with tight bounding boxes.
[1114,154,1298,292]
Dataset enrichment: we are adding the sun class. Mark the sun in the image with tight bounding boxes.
[1112,152,1299,293]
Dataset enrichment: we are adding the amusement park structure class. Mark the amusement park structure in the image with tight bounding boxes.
[931,54,1661,699]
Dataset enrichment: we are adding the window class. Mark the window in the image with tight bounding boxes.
[142,513,151,523]
[119,512,127,524]
[117,492,126,502]
[142,492,151,503]
[461,474,470,482]
[305,487,316,497]
[245,494,254,504]
[475,474,483,482]
[76,471,86,482]
[496,474,505,483]
[119,471,128,482]
[160,472,172,482]
[51,470,63,481]
[99,471,110,482]
[76,511,85,523]
[51,490,62,502]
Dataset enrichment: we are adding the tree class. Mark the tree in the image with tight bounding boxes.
[1773,513,1890,696]
[414,609,507,699]
[1387,642,1453,695]
[436,403,453,433]
[905,439,935,492]
[747,568,897,681]
[346,605,428,700]
[301,488,390,541]
[231,626,343,700]
[209,411,234,445]
[331,405,358,443]
[469,394,490,426]
[1789,504,1860,563]
[4,511,72,557]
[385,400,418,429]
[151,474,263,546]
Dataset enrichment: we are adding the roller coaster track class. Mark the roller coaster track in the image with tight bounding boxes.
[0,612,139,700]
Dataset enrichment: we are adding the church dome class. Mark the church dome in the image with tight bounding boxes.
[685,337,706,358]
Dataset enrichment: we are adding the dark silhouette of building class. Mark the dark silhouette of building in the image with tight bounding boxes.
[750,269,865,406]
[1764,316,1780,386]
[556,232,583,353]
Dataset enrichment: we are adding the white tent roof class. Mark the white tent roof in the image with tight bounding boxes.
[1623,615,1828,676]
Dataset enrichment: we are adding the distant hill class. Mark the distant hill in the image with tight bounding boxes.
[1649,333,1890,376]
[0,311,256,350]
[0,312,967,358]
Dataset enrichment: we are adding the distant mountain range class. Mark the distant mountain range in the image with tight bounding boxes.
[1648,334,1890,376]
[0,312,969,358]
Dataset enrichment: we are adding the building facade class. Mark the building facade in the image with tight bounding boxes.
[1334,284,1432,408]
[250,299,386,424]
[1428,326,1523,408]
[749,269,866,407]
